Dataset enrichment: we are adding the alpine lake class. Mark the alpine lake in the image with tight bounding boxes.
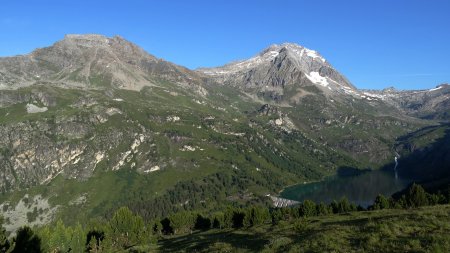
[280,168,411,207]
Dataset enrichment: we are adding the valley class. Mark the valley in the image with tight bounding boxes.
[0,34,448,240]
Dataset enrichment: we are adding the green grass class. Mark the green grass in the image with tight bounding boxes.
[0,82,438,231]
[158,205,450,253]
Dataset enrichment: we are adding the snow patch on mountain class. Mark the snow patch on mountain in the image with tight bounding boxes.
[201,49,280,75]
[198,42,356,93]
[304,48,325,62]
[200,43,329,76]
[306,72,329,87]
[428,86,443,92]
[362,92,387,100]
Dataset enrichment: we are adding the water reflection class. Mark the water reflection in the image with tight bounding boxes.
[280,170,411,207]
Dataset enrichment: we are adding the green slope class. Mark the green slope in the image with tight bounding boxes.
[0,79,432,229]
[158,205,450,253]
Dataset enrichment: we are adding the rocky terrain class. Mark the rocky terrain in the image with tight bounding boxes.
[363,84,450,120]
[0,34,448,231]
[0,34,206,94]
[197,43,355,102]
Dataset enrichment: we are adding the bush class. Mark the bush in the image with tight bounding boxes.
[293,218,311,233]
[405,183,429,208]
[373,194,390,210]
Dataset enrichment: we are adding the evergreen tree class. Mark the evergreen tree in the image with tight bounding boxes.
[330,200,339,214]
[405,183,429,207]
[86,231,106,253]
[271,209,283,225]
[48,219,71,252]
[223,207,236,228]
[0,216,9,253]
[11,226,42,253]
[212,212,225,229]
[373,194,390,210]
[231,209,245,229]
[427,192,445,205]
[299,200,317,217]
[70,223,85,253]
[316,202,331,216]
[168,211,196,234]
[195,214,211,230]
[243,206,270,227]
[151,219,163,235]
[337,197,353,213]
[109,207,150,249]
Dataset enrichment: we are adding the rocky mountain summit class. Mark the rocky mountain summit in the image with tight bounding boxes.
[0,34,204,92]
[198,43,449,119]
[197,43,356,102]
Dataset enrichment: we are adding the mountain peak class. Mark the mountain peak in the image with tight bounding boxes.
[198,42,330,77]
[0,34,204,91]
[259,43,326,63]
[198,42,355,95]
[58,34,136,49]
[61,34,112,47]
[64,33,109,40]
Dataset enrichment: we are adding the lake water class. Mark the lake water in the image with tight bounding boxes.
[280,169,411,207]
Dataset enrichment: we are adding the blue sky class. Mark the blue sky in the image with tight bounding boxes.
[1,0,449,90]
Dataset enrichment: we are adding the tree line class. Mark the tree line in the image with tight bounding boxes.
[0,183,449,252]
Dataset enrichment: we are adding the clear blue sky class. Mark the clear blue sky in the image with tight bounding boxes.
[1,0,449,90]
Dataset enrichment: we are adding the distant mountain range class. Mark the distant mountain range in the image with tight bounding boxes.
[1,34,448,118]
[0,34,448,232]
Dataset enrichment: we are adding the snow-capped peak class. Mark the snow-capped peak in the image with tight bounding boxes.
[199,43,328,76]
[262,43,326,63]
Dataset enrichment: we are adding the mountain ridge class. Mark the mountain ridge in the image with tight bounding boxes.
[0,34,448,233]
[0,34,206,92]
[1,34,446,95]
[197,42,357,101]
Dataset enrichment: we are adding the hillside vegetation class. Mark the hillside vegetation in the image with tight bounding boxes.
[1,184,449,252]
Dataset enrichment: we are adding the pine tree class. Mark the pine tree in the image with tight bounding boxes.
[316,202,331,216]
[11,226,42,253]
[212,212,225,229]
[271,209,283,225]
[109,207,150,249]
[223,207,235,228]
[168,211,196,234]
[48,219,70,252]
[0,216,9,253]
[300,200,317,217]
[373,194,390,210]
[151,219,163,235]
[195,214,211,230]
[337,197,352,213]
[70,223,85,253]
[405,183,429,207]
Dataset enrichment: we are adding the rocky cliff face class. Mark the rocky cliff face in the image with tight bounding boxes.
[363,84,450,120]
[197,43,356,102]
[0,87,157,192]
[0,34,205,92]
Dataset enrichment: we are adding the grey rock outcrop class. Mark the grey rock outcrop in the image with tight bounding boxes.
[0,34,205,91]
[362,84,450,120]
[197,43,356,100]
